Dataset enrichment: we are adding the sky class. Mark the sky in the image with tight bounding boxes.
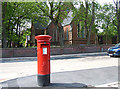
[96,0,114,5]
[75,0,114,9]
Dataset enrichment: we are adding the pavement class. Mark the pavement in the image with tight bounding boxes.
[0,52,108,62]
[0,52,119,89]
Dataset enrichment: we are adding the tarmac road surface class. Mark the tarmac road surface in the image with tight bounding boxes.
[0,52,119,88]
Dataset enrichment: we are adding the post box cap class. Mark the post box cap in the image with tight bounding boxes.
[35,35,52,41]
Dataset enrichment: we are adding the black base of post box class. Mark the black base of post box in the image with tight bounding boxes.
[37,74,50,86]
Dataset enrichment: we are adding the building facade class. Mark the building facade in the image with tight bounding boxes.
[63,22,96,45]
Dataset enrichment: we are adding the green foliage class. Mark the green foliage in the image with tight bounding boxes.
[20,28,31,46]
[2,2,49,47]
[34,2,74,46]
[2,1,118,47]
[72,2,85,24]
[7,31,18,42]
[0,26,2,39]
[97,3,117,38]
[72,1,117,44]
[72,1,98,39]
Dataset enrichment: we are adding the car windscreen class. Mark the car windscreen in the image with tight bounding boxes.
[115,43,120,47]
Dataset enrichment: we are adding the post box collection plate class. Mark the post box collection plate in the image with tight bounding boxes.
[43,48,47,55]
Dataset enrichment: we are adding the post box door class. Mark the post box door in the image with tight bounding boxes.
[38,44,50,75]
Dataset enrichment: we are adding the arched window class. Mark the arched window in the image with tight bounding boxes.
[66,28,69,40]
[77,23,80,38]
[77,21,86,38]
[52,29,58,42]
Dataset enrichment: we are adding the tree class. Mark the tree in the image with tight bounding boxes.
[85,0,89,39]
[2,2,48,47]
[97,3,117,44]
[2,2,7,48]
[113,0,120,43]
[2,2,73,47]
[0,2,2,48]
[87,0,95,45]
[35,2,73,46]
[72,1,86,38]
[2,2,31,47]
[72,0,97,45]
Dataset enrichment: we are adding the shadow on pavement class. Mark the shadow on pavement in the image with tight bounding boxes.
[2,86,87,89]
[1,77,88,88]
[51,83,87,88]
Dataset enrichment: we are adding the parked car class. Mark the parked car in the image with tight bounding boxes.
[107,43,120,57]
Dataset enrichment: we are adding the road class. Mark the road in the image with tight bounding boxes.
[0,52,119,88]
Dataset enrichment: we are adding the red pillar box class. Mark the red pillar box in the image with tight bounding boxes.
[35,35,52,86]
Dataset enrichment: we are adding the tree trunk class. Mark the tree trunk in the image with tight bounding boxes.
[44,29,47,35]
[2,2,7,48]
[85,0,88,38]
[53,21,64,46]
[11,28,13,47]
[106,25,109,44]
[0,2,1,48]
[117,0,120,42]
[95,32,98,44]
[16,20,19,47]
[7,20,11,48]
[18,25,20,47]
[58,27,64,46]
[115,0,120,43]
[106,35,107,45]
[30,21,35,46]
[87,0,95,45]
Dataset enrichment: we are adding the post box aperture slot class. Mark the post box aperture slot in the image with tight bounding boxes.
[40,44,49,48]
[41,44,49,46]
